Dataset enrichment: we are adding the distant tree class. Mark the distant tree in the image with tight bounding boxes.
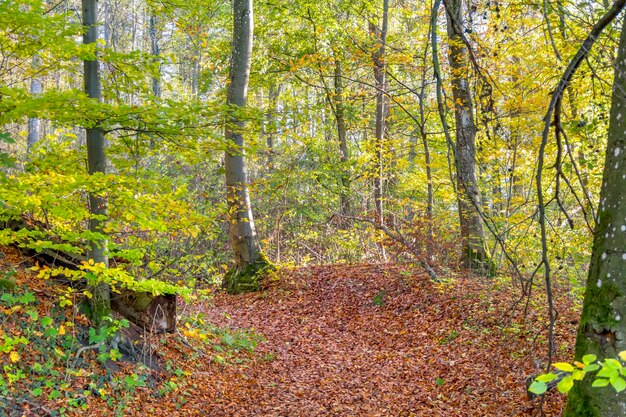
[443,0,492,274]
[222,0,272,293]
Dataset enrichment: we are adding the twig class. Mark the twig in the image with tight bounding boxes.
[73,340,105,366]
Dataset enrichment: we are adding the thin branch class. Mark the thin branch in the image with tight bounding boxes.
[535,0,626,374]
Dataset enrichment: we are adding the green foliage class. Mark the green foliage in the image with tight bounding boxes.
[529,352,626,396]
[372,289,387,306]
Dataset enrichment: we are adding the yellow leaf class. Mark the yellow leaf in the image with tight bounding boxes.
[9,351,20,362]
[619,351,626,361]
[59,325,66,336]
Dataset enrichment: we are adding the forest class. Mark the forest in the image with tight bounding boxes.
[1,0,626,415]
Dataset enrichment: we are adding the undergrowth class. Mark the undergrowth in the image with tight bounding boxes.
[0,259,261,417]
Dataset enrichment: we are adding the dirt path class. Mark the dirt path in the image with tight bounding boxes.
[171,264,573,416]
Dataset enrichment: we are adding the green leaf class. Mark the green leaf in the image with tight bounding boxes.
[536,373,557,382]
[528,381,547,395]
[0,132,15,144]
[435,377,445,386]
[584,364,600,372]
[611,376,626,392]
[572,370,586,381]
[605,359,623,370]
[598,367,619,379]
[592,378,610,387]
[583,354,597,365]
[557,376,574,393]
[553,362,574,372]
[32,387,43,397]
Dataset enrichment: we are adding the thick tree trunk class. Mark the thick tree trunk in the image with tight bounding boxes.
[370,0,389,225]
[444,0,492,274]
[564,18,626,416]
[83,0,110,321]
[333,60,350,216]
[222,0,269,294]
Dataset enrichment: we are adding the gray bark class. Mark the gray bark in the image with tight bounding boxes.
[27,56,43,152]
[149,13,161,98]
[224,0,262,270]
[444,0,491,273]
[265,84,281,171]
[334,60,350,216]
[83,0,110,321]
[371,0,389,225]
[564,17,626,416]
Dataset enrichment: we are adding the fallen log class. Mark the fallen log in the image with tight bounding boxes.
[4,215,177,333]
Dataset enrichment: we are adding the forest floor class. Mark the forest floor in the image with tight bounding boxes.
[1,247,579,416]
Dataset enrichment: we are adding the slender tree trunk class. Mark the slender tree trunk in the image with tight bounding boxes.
[334,59,350,216]
[82,0,110,321]
[149,13,161,98]
[370,0,389,225]
[444,0,491,274]
[191,57,199,97]
[564,18,626,416]
[265,84,280,171]
[417,55,435,259]
[222,0,268,294]
[27,55,42,152]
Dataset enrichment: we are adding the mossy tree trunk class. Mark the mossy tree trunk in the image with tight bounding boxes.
[564,17,626,416]
[83,0,111,322]
[444,0,493,275]
[222,0,270,294]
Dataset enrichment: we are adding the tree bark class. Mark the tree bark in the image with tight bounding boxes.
[444,0,491,274]
[370,0,389,225]
[564,17,626,416]
[149,13,161,98]
[83,0,110,321]
[27,55,42,152]
[222,0,269,294]
[333,59,350,216]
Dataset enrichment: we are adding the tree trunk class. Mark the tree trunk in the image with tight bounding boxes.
[333,59,350,216]
[27,55,42,152]
[444,0,492,274]
[265,84,280,171]
[370,0,389,226]
[222,0,269,294]
[83,0,110,322]
[564,18,626,416]
[149,13,161,98]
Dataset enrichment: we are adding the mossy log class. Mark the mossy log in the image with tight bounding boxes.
[111,290,176,333]
[5,216,177,333]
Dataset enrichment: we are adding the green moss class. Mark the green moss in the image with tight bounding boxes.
[0,277,17,292]
[564,384,598,417]
[222,253,277,294]
[466,245,495,277]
